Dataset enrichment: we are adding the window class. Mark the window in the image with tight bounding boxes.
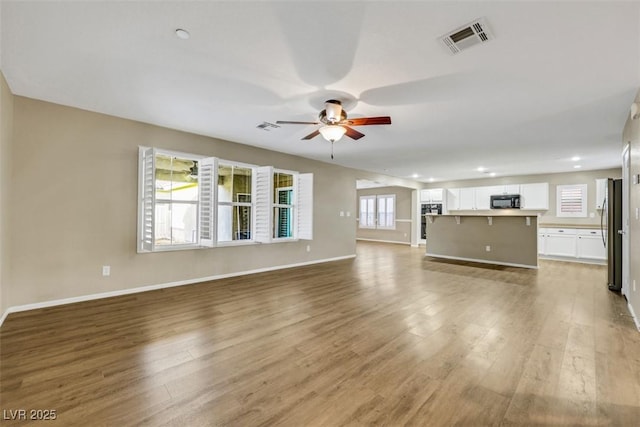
[359,194,395,229]
[217,163,253,242]
[254,166,313,243]
[139,148,201,251]
[377,195,396,229]
[138,147,313,252]
[556,184,587,217]
[273,171,294,239]
[359,196,376,228]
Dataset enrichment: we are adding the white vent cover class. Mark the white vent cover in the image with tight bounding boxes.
[439,18,493,54]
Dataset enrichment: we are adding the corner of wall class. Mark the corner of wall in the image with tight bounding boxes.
[0,69,14,325]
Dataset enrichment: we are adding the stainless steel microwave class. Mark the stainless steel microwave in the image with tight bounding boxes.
[490,194,521,209]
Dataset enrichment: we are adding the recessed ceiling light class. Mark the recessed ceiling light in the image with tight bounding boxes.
[175,29,190,40]
[477,166,485,172]
[489,172,496,177]
[411,173,419,178]
[429,177,435,182]
[571,156,581,162]
[574,165,582,169]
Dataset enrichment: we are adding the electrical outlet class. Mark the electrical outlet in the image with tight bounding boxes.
[485,245,491,252]
[102,265,111,277]
[340,211,344,217]
[346,211,351,217]
[306,245,311,253]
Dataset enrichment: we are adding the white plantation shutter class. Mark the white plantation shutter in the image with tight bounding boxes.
[198,157,217,247]
[557,184,587,217]
[297,173,313,240]
[254,166,273,243]
[138,147,155,252]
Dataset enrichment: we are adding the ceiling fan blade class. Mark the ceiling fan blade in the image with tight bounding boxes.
[343,126,365,140]
[345,116,392,126]
[276,120,320,125]
[302,129,321,140]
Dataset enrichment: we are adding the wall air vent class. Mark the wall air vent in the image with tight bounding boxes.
[439,18,493,54]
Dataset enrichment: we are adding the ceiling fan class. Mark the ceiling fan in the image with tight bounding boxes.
[276,99,391,158]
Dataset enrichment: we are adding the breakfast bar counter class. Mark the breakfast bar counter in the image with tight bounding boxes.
[426,214,538,269]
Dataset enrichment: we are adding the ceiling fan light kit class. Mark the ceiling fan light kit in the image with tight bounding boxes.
[319,125,346,143]
[275,99,392,159]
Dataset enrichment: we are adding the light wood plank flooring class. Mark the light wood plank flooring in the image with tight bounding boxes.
[1,242,640,426]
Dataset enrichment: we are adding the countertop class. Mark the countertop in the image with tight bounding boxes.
[539,223,603,229]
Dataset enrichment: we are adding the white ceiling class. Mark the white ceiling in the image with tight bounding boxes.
[2,1,639,182]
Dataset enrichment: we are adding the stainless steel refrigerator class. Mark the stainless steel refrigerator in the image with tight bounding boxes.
[604,178,623,291]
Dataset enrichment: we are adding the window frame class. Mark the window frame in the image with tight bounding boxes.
[376,194,396,230]
[359,194,396,230]
[359,195,376,229]
[215,159,257,246]
[272,169,297,241]
[138,147,313,253]
[138,147,207,253]
[556,184,588,218]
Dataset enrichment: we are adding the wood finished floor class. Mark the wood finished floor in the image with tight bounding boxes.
[1,242,640,426]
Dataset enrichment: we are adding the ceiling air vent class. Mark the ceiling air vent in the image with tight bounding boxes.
[439,18,493,54]
[256,121,280,131]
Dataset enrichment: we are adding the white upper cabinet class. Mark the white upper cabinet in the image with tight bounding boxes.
[446,188,460,211]
[458,188,476,210]
[446,182,548,211]
[503,184,520,194]
[595,178,607,210]
[520,183,549,210]
[430,188,444,203]
[420,188,444,203]
[475,186,502,210]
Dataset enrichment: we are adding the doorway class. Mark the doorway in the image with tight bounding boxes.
[622,144,630,296]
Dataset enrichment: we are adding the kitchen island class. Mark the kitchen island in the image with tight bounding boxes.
[425,214,538,268]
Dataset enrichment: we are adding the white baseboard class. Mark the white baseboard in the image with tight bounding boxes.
[356,238,411,245]
[425,252,538,270]
[628,300,640,331]
[0,254,356,328]
[538,255,606,266]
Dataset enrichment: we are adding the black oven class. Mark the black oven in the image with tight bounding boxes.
[490,194,520,209]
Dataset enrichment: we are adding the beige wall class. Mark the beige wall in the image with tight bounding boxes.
[623,93,640,326]
[356,186,413,244]
[424,168,622,227]
[0,71,13,316]
[426,215,538,268]
[6,96,369,308]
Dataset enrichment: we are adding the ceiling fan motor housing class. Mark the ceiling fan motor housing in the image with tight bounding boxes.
[324,99,344,123]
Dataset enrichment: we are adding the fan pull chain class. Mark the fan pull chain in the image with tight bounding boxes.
[331,141,334,159]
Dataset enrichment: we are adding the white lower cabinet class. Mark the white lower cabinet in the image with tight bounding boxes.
[544,228,577,257]
[538,227,606,263]
[576,229,607,260]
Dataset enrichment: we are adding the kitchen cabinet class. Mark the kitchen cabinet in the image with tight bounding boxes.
[595,178,607,210]
[520,183,549,210]
[538,227,606,263]
[544,228,577,257]
[538,230,546,255]
[420,188,444,203]
[447,182,548,211]
[446,188,459,211]
[576,229,607,260]
[458,188,476,210]
[475,186,501,210]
